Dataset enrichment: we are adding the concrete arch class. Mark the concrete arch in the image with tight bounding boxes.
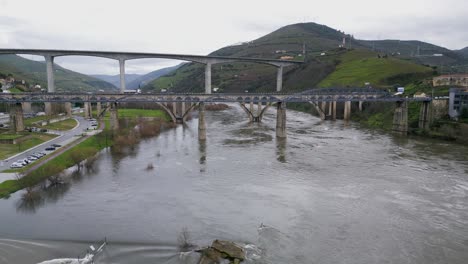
[155,102,176,123]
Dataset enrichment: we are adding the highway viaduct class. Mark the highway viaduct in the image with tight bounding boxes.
[0,49,432,139]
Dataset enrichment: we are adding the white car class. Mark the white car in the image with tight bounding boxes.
[10,162,23,168]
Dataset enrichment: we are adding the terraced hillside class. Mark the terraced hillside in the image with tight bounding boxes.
[0,55,117,92]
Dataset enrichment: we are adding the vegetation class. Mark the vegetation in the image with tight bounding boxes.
[0,133,57,160]
[318,50,434,88]
[0,54,117,92]
[41,118,78,131]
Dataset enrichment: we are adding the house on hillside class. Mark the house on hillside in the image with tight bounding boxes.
[449,88,468,119]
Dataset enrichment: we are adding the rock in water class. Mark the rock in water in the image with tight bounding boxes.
[211,240,245,261]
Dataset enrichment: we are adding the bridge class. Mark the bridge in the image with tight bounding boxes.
[0,49,432,139]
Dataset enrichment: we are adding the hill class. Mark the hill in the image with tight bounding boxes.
[143,22,434,93]
[127,64,181,89]
[0,55,117,92]
[455,47,468,58]
[318,49,433,88]
[92,73,142,88]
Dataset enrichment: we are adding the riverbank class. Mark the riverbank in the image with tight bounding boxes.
[0,110,171,199]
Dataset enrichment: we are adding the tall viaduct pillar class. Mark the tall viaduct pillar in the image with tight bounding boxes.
[96,102,102,118]
[276,65,283,92]
[10,103,24,132]
[198,102,206,140]
[21,102,32,113]
[119,59,126,93]
[65,102,72,118]
[45,55,55,116]
[205,62,212,94]
[84,102,92,119]
[109,102,119,131]
[276,102,287,138]
[392,101,408,134]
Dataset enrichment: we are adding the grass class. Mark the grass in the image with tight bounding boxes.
[0,133,57,160]
[318,50,434,88]
[95,108,171,123]
[42,118,77,131]
[24,115,57,126]
[0,134,23,140]
[0,132,113,198]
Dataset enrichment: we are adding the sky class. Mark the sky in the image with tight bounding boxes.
[0,0,467,75]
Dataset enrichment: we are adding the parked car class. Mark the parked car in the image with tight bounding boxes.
[10,163,23,168]
[26,156,38,161]
[52,144,62,148]
[45,147,56,151]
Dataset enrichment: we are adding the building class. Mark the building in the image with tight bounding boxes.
[433,74,468,87]
[449,88,468,118]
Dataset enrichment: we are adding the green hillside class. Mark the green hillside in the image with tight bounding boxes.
[0,55,117,92]
[318,50,434,88]
[144,22,436,93]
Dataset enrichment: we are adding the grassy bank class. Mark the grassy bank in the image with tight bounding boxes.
[0,132,113,198]
[0,133,57,160]
[42,118,78,131]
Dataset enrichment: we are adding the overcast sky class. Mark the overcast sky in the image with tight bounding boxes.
[1,0,467,75]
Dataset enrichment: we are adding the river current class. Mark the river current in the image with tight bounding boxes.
[0,105,467,264]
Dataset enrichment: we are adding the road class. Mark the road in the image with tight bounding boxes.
[0,116,94,181]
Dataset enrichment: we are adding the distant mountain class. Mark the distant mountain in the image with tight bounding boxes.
[127,64,182,89]
[91,74,142,88]
[357,39,463,66]
[455,47,468,58]
[0,55,117,92]
[144,22,434,93]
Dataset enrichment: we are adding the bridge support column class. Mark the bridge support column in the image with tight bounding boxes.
[392,101,408,134]
[205,62,212,94]
[257,101,262,117]
[84,102,91,119]
[45,55,55,93]
[10,103,24,132]
[359,101,363,112]
[119,59,126,93]
[276,102,286,138]
[321,101,327,120]
[109,102,119,131]
[332,101,337,121]
[45,102,52,116]
[276,65,283,92]
[328,101,332,116]
[65,102,72,117]
[96,102,102,118]
[344,101,351,122]
[198,102,206,140]
[419,101,431,130]
[21,102,32,113]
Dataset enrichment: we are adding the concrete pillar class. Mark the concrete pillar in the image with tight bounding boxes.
[419,101,430,130]
[172,102,177,117]
[65,102,72,117]
[181,102,186,118]
[198,102,206,140]
[328,101,332,116]
[359,101,363,112]
[11,103,24,132]
[84,102,90,119]
[45,55,55,92]
[119,59,126,93]
[257,101,262,117]
[332,101,337,121]
[276,66,283,92]
[45,102,52,116]
[344,101,351,121]
[250,101,254,114]
[321,101,327,120]
[276,102,287,138]
[109,102,119,131]
[21,102,32,113]
[205,62,212,94]
[96,102,102,118]
[392,101,408,134]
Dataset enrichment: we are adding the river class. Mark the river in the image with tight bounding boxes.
[0,105,467,264]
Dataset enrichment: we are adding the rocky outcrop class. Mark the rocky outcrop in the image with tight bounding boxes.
[197,240,245,264]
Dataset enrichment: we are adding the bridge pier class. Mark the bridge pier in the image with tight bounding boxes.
[96,102,102,118]
[344,101,351,122]
[276,102,286,138]
[84,102,92,119]
[332,101,337,120]
[276,65,284,92]
[65,102,72,117]
[10,103,24,132]
[198,102,206,140]
[359,101,363,112]
[119,59,126,93]
[45,102,53,116]
[240,102,270,122]
[392,101,408,134]
[109,102,119,131]
[419,101,431,130]
[21,102,32,113]
[45,55,55,93]
[205,62,212,94]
